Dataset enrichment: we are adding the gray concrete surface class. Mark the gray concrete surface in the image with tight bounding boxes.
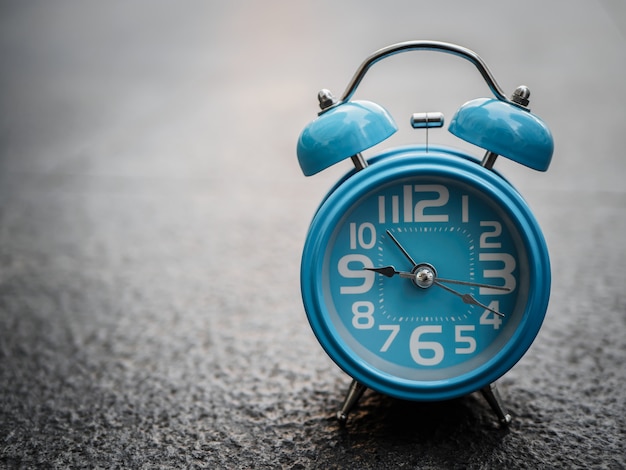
[1,1,625,468]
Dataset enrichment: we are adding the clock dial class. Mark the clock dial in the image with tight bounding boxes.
[301,152,550,401]
[324,175,530,383]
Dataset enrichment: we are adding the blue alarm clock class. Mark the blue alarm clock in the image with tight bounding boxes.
[297,41,554,425]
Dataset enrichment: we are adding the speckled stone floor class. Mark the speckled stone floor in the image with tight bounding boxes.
[1,1,624,468]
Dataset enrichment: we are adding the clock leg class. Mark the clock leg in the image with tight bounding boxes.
[336,379,367,424]
[480,382,512,426]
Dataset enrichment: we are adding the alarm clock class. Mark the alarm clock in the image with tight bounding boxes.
[296,41,553,425]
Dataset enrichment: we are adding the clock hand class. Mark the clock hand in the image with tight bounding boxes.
[363,265,399,277]
[364,266,511,291]
[363,266,416,281]
[364,266,506,316]
[385,230,417,267]
[433,280,505,317]
[435,277,511,292]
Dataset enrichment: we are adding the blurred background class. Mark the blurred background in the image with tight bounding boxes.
[1,1,624,468]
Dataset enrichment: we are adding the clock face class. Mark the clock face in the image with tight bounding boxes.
[302,152,550,400]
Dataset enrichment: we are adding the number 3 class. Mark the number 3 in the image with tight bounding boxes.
[479,253,516,294]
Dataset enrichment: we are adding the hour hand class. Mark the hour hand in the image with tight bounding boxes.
[363,265,413,279]
[364,266,397,277]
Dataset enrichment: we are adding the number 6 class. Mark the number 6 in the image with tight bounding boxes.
[409,325,444,366]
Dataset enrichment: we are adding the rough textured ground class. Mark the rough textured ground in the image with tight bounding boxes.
[1,1,625,468]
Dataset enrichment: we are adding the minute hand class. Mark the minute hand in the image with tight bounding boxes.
[433,281,505,317]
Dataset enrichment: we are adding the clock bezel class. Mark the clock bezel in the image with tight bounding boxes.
[300,146,550,401]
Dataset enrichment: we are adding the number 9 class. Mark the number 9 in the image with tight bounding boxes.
[338,254,374,294]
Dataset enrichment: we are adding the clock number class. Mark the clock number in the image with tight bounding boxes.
[378,195,400,224]
[352,301,375,329]
[454,325,477,354]
[378,185,449,223]
[349,222,376,250]
[479,253,516,295]
[480,221,502,248]
[479,301,503,330]
[409,184,450,222]
[378,324,400,352]
[405,325,480,365]
[409,325,444,366]
[479,221,516,294]
[462,195,469,223]
[338,254,375,294]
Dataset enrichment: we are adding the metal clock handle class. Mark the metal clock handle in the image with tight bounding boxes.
[317,40,528,113]
[338,40,514,106]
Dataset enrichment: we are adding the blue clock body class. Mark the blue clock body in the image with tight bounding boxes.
[296,41,554,421]
[300,146,550,402]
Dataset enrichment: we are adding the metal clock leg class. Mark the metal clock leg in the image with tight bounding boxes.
[336,379,367,423]
[480,382,512,426]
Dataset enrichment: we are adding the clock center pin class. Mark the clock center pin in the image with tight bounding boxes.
[413,263,437,289]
